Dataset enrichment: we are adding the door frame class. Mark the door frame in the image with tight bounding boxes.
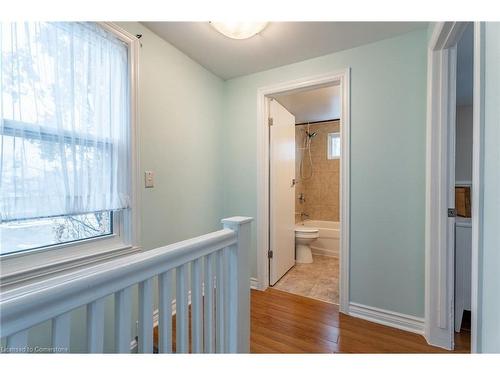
[255,69,351,313]
[425,21,480,351]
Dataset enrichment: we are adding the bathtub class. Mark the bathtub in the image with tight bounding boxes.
[298,220,339,257]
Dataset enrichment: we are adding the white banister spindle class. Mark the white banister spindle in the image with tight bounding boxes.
[158,270,173,353]
[222,217,252,353]
[222,247,231,351]
[51,312,71,352]
[6,330,28,353]
[215,248,225,353]
[87,298,105,353]
[175,263,189,353]
[203,253,215,353]
[138,278,154,353]
[114,287,132,353]
[190,257,203,353]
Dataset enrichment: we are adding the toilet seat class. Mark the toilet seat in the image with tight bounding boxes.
[295,226,318,233]
[295,226,319,239]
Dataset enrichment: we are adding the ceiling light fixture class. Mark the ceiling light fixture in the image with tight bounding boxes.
[210,22,268,40]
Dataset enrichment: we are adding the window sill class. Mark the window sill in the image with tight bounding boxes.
[0,244,142,290]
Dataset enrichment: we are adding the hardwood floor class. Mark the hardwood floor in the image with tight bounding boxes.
[153,288,470,353]
[251,288,471,353]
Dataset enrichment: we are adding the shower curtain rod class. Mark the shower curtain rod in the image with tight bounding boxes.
[295,118,340,126]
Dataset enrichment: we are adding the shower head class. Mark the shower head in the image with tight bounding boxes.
[306,131,317,139]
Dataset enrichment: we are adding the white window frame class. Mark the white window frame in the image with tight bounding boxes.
[0,22,141,287]
[327,131,341,160]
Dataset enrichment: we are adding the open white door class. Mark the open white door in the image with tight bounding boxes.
[447,49,457,348]
[426,24,463,349]
[269,98,296,285]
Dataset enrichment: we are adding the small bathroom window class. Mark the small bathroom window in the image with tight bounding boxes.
[327,132,341,159]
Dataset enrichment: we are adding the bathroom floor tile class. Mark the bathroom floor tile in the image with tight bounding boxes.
[272,254,339,305]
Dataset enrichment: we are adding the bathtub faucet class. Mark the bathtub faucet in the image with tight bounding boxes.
[300,212,309,220]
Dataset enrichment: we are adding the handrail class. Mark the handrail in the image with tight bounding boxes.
[0,228,237,338]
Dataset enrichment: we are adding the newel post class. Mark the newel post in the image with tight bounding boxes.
[222,216,253,353]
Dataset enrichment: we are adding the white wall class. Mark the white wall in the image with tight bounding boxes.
[479,22,500,353]
[455,105,473,183]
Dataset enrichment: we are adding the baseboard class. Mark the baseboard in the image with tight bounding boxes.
[455,180,472,187]
[349,302,425,335]
[250,277,260,290]
[311,247,338,258]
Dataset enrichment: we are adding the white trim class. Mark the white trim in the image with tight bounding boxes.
[0,245,141,289]
[250,277,259,290]
[425,21,472,351]
[470,22,485,354]
[0,22,142,288]
[339,70,350,314]
[256,70,350,314]
[349,302,425,335]
[101,21,142,253]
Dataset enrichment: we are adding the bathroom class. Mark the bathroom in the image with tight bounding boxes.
[267,83,342,305]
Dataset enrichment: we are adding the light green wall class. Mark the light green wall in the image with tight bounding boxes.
[117,22,226,249]
[222,29,428,317]
[479,21,500,353]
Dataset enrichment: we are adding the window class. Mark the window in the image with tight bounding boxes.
[1,212,113,254]
[0,22,135,258]
[327,132,341,159]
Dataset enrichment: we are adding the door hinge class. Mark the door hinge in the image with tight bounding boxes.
[268,117,274,126]
[268,250,273,259]
[448,208,457,217]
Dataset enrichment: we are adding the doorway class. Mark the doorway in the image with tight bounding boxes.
[425,22,478,352]
[454,22,474,350]
[256,70,350,313]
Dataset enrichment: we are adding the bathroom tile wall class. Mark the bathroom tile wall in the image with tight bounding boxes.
[295,120,340,222]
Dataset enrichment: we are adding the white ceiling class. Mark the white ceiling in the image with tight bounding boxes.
[457,23,474,106]
[272,85,340,124]
[142,22,428,80]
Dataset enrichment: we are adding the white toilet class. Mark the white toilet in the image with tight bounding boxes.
[294,226,319,263]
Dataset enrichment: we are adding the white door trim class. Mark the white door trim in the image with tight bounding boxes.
[255,69,351,314]
[425,21,474,351]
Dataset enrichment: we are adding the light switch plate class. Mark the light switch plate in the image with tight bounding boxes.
[144,171,154,188]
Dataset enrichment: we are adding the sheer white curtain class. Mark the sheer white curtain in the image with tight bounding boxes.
[0,22,130,222]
